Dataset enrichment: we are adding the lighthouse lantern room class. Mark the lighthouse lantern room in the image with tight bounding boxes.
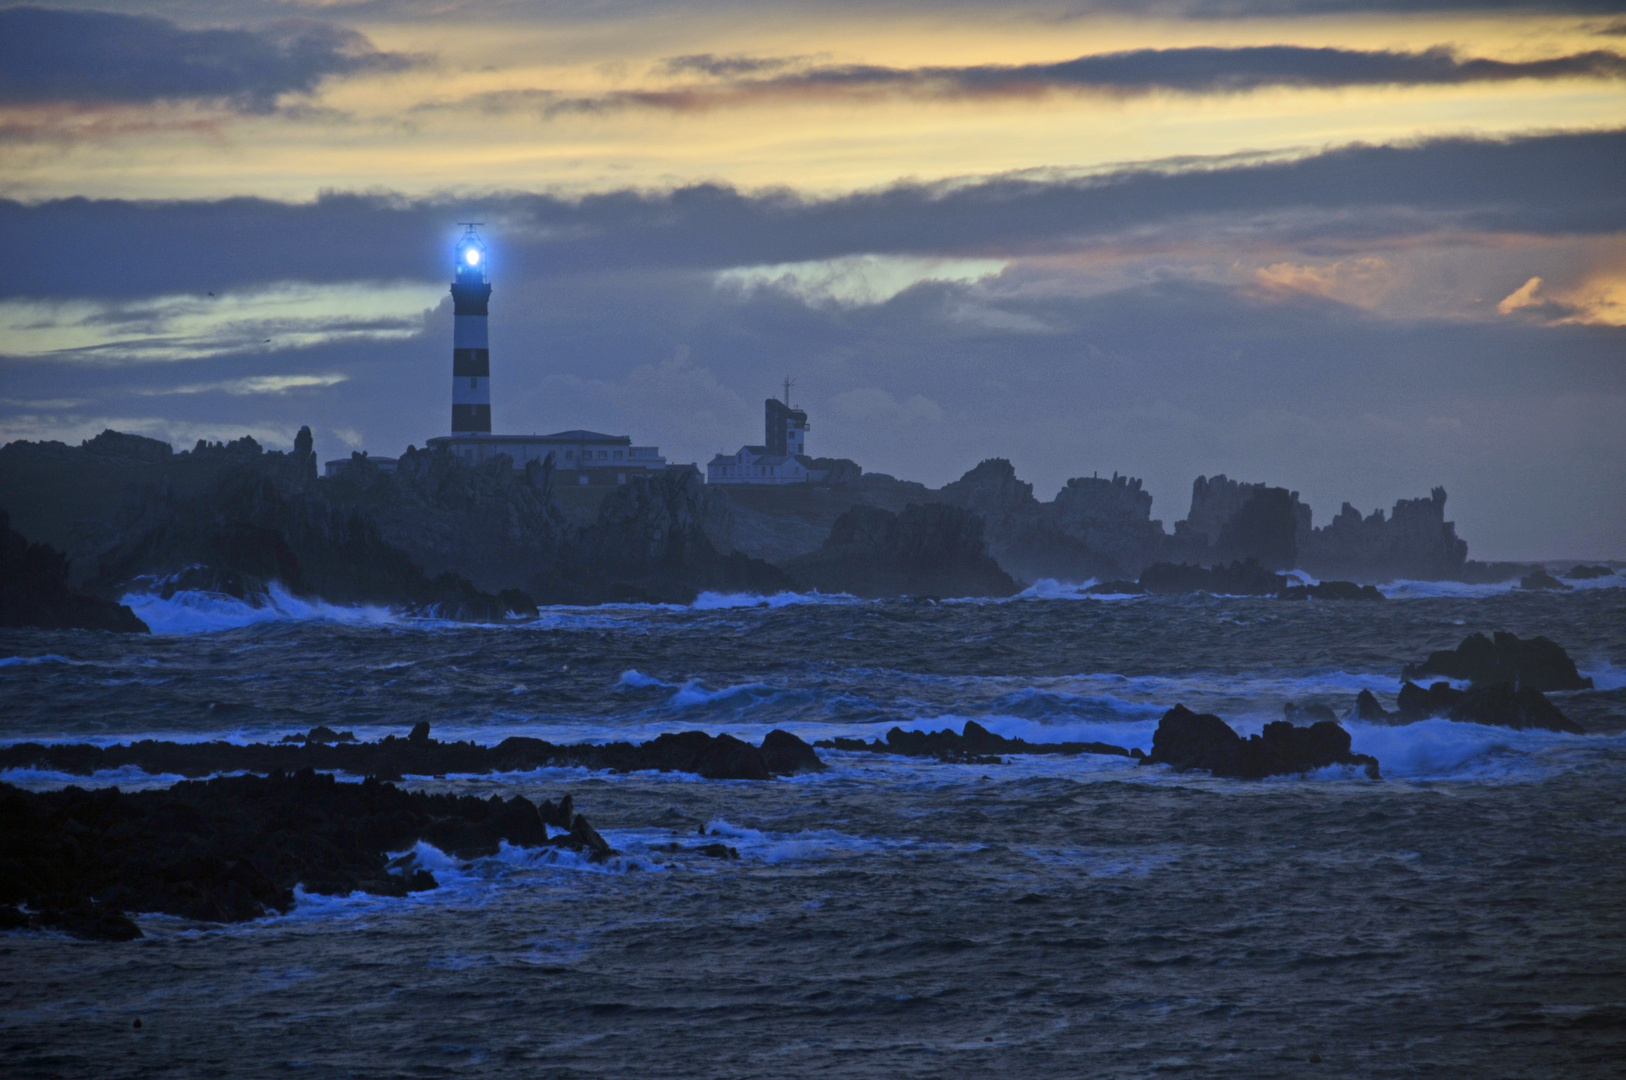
[450,224,492,434]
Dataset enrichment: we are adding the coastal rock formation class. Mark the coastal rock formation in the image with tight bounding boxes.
[1395,680,1584,733]
[1402,632,1594,692]
[1140,704,1381,779]
[937,460,1165,581]
[0,770,597,939]
[1564,564,1616,579]
[1299,488,1469,581]
[1138,559,1286,596]
[785,503,1018,598]
[324,444,568,594]
[0,724,825,783]
[816,719,1133,763]
[1,510,148,632]
[1170,476,1311,570]
[87,442,505,620]
[1518,569,1572,591]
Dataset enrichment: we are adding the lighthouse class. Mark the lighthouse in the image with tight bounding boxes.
[450,224,492,434]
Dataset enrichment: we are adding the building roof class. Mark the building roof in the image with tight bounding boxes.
[428,430,631,446]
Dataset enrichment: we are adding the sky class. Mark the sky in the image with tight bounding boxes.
[1,1,1624,560]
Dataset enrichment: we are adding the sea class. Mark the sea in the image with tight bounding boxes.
[2,574,1624,1078]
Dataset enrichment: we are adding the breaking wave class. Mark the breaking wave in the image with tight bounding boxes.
[120,584,398,635]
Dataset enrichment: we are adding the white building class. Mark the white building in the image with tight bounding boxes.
[708,395,827,485]
[427,430,669,486]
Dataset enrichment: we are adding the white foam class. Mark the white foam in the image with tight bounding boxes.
[668,678,776,709]
[1583,661,1626,691]
[121,582,398,635]
[616,669,672,689]
[1347,717,1620,782]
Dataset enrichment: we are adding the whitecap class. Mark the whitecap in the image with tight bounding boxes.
[120,583,398,635]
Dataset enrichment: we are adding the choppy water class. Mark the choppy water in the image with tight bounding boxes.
[3,578,1625,1078]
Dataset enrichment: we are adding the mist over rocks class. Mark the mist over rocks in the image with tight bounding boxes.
[0,770,598,941]
[1141,704,1381,780]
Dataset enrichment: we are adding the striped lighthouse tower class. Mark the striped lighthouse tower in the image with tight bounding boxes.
[450,224,492,434]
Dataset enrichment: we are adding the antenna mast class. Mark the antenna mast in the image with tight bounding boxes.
[782,376,794,407]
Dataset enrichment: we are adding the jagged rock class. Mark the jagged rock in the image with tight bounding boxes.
[1140,704,1380,779]
[542,470,796,604]
[0,771,598,938]
[1284,701,1339,724]
[1394,679,1582,733]
[815,719,1132,762]
[86,448,505,619]
[327,445,568,594]
[1518,569,1572,591]
[1450,685,1585,734]
[938,461,1166,582]
[1280,580,1384,601]
[1299,488,1469,582]
[759,730,826,774]
[0,727,814,783]
[786,503,1018,598]
[1402,632,1593,692]
[1138,559,1285,596]
[1353,689,1394,722]
[1564,564,1615,579]
[1397,680,1465,721]
[0,509,148,632]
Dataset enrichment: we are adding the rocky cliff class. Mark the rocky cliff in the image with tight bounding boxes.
[1299,488,1468,581]
[935,459,1165,581]
[785,502,1018,598]
[539,470,796,604]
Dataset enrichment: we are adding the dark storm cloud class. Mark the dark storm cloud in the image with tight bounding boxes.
[545,45,1626,113]
[2,130,1621,301]
[0,6,417,111]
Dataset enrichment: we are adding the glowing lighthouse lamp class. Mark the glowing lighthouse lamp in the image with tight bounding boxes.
[450,224,493,434]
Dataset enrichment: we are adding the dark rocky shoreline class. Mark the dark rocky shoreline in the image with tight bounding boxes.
[0,769,606,940]
[0,722,828,784]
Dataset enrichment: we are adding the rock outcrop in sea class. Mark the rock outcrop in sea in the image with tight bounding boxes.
[1140,705,1381,779]
[1402,632,1594,693]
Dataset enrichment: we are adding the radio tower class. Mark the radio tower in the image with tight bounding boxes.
[450,224,491,434]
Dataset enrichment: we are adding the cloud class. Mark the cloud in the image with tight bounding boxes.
[3,130,1623,304]
[716,255,1008,306]
[143,373,350,396]
[0,6,417,113]
[0,281,443,362]
[479,45,1626,117]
